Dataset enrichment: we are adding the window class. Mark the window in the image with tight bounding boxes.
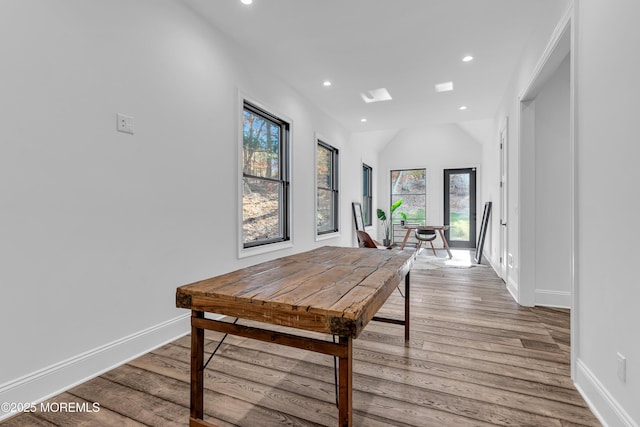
[362,164,373,226]
[390,168,427,225]
[317,140,339,235]
[242,101,290,248]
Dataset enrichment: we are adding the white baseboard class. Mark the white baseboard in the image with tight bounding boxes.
[534,289,571,308]
[506,276,519,303]
[486,257,571,310]
[575,358,638,427]
[484,254,500,275]
[0,313,191,421]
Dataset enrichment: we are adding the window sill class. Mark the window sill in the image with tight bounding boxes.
[316,231,340,242]
[238,240,294,259]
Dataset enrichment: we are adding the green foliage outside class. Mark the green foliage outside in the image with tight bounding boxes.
[450,212,469,241]
[400,210,426,225]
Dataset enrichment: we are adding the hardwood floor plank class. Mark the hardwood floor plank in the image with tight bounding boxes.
[364,323,568,364]
[154,343,337,404]
[130,352,339,425]
[161,343,549,426]
[169,332,595,426]
[367,317,529,348]
[1,414,57,426]
[211,337,587,408]
[419,339,570,374]
[212,337,594,425]
[69,376,188,426]
[188,341,565,426]
[103,363,317,427]
[26,392,144,427]
[3,259,600,427]
[407,315,558,344]
[135,348,452,427]
[356,339,575,389]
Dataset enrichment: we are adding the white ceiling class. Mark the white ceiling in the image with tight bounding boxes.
[183,0,559,132]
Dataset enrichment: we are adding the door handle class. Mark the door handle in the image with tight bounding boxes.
[500,221,507,226]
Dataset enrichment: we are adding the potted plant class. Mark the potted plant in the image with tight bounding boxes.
[377,199,406,246]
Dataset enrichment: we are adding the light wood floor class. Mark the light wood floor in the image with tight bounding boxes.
[3,262,601,426]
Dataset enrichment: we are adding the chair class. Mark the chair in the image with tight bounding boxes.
[356,230,391,249]
[415,228,438,256]
[353,203,386,248]
[357,230,383,248]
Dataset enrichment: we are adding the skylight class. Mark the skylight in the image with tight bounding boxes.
[360,88,392,103]
[435,82,454,93]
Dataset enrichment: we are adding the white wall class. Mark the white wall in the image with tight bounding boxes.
[343,130,399,246]
[0,0,359,412]
[489,0,571,298]
[573,1,640,425]
[377,124,482,246]
[532,54,572,307]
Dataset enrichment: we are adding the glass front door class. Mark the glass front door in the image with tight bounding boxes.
[444,168,477,248]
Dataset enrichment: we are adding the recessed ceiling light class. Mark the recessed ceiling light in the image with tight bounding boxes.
[435,82,454,93]
[361,118,367,122]
[459,106,468,110]
[360,88,392,103]
[241,0,252,5]
[323,80,332,87]
[462,55,474,62]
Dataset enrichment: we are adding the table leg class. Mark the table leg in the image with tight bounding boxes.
[191,311,205,421]
[404,272,410,342]
[438,229,453,258]
[337,336,353,427]
[399,227,412,250]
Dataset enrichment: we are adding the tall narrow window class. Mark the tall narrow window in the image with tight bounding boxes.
[362,163,373,226]
[390,168,427,225]
[242,101,290,248]
[317,140,339,235]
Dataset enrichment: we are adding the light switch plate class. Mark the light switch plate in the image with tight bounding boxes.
[617,352,626,382]
[117,113,134,134]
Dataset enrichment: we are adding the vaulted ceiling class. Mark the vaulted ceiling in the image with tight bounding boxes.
[183,0,561,132]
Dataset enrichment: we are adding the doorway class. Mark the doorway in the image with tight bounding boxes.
[444,168,476,248]
[518,22,572,309]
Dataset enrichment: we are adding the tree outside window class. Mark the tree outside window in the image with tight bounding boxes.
[390,169,426,225]
[317,141,339,235]
[363,164,373,226]
[242,101,290,248]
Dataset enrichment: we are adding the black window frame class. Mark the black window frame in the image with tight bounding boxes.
[390,168,427,225]
[242,100,290,249]
[362,163,373,227]
[316,140,339,235]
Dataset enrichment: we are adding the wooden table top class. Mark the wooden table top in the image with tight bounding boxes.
[402,224,449,230]
[176,246,413,338]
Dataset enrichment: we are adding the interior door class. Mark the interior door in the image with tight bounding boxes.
[499,119,508,281]
[444,168,477,248]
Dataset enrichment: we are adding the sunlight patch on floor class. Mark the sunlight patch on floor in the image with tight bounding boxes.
[414,248,480,269]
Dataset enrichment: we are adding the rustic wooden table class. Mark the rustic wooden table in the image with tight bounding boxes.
[176,246,414,427]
